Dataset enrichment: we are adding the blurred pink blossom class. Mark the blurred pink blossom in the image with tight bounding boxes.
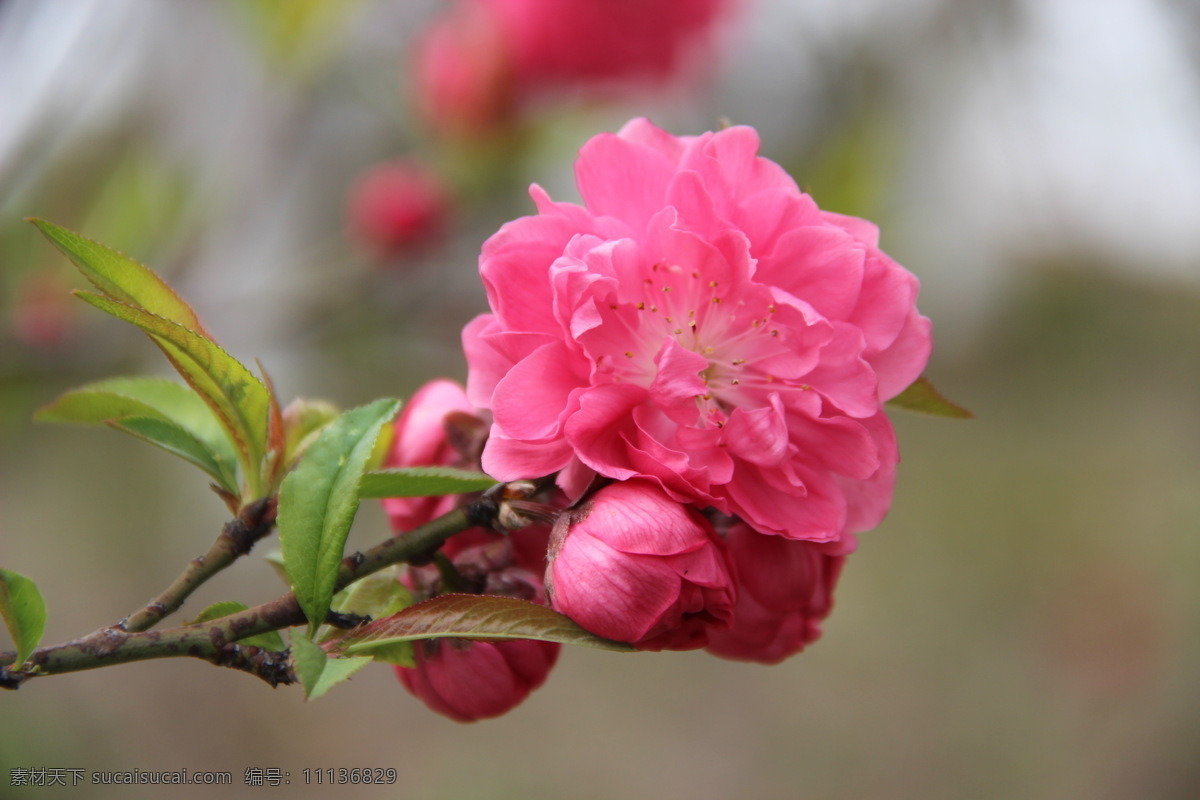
[346,159,450,259]
[546,480,735,651]
[11,271,77,349]
[412,2,515,135]
[413,0,730,136]
[463,118,931,544]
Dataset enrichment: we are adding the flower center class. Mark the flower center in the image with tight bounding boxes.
[609,261,793,428]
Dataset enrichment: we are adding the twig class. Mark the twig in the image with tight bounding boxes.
[1,506,475,688]
[117,496,278,633]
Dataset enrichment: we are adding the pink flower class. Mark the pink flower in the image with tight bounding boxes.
[412,0,729,136]
[546,481,735,651]
[705,522,850,664]
[395,637,560,723]
[463,118,931,543]
[346,159,450,258]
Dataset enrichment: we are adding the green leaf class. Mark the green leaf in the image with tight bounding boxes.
[186,601,287,652]
[353,636,414,667]
[336,594,636,655]
[261,549,291,587]
[278,398,401,633]
[35,377,241,492]
[360,467,498,499]
[109,417,239,492]
[331,570,414,619]
[280,397,340,464]
[30,218,209,336]
[887,376,974,419]
[325,571,415,666]
[72,292,271,494]
[0,568,48,668]
[291,633,371,700]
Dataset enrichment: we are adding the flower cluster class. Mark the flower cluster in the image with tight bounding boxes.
[388,118,931,721]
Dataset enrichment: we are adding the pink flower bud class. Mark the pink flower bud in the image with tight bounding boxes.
[381,379,479,535]
[395,544,559,722]
[380,379,550,573]
[395,637,559,723]
[546,481,735,651]
[704,522,849,664]
[346,159,450,259]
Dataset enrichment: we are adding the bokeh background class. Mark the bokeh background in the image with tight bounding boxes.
[2,1,1199,798]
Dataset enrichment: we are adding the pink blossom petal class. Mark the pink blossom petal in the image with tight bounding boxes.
[627,404,721,497]
[669,539,736,587]
[529,183,592,227]
[820,209,881,248]
[551,533,681,641]
[736,188,822,261]
[665,169,725,238]
[835,413,899,534]
[649,337,709,424]
[802,323,878,418]
[421,643,525,721]
[850,252,919,356]
[617,117,687,163]
[703,125,796,197]
[723,399,789,466]
[491,341,583,440]
[481,213,589,334]
[556,456,597,500]
[481,430,574,480]
[576,133,677,231]
[786,413,881,481]
[464,323,562,407]
[564,384,647,480]
[869,308,933,401]
[673,424,735,484]
[643,219,752,296]
[760,225,865,321]
[577,481,715,556]
[461,314,505,407]
[720,462,847,542]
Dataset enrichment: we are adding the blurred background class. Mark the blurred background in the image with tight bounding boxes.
[1,0,1198,798]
